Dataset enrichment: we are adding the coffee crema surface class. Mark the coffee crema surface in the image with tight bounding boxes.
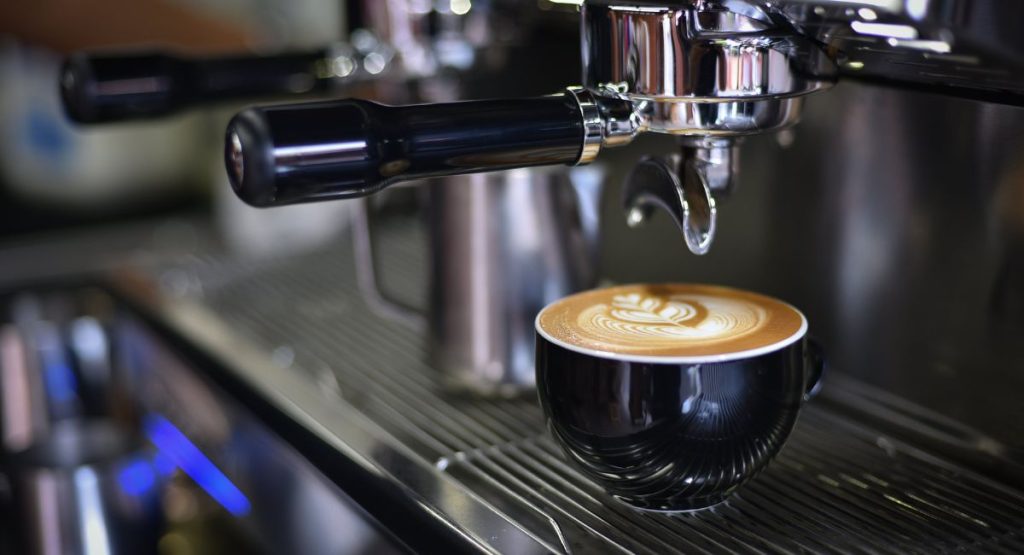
[536,283,806,361]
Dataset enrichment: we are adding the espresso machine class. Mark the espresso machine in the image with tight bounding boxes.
[212,0,1024,549]
[2,0,1024,552]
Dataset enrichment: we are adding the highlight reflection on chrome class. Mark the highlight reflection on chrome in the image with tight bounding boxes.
[144,414,251,517]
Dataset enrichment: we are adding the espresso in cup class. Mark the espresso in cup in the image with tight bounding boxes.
[535,283,822,511]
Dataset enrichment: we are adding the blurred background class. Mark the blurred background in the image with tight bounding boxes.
[0,0,345,238]
[0,2,367,553]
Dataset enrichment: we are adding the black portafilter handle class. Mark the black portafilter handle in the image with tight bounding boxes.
[61,50,334,124]
[224,92,588,207]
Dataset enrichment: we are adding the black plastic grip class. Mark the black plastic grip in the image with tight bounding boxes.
[224,93,585,207]
[60,50,333,124]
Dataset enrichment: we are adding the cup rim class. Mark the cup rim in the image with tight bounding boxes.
[534,284,808,364]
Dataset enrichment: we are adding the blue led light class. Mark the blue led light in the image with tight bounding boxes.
[144,415,251,517]
[116,457,156,496]
[43,358,77,403]
[36,324,78,404]
[153,451,177,478]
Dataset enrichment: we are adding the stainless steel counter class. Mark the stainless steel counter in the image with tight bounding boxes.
[116,215,1024,553]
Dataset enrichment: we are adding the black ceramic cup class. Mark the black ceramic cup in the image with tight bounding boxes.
[535,284,823,511]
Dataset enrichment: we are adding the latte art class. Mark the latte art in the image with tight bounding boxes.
[537,284,806,360]
[580,293,767,347]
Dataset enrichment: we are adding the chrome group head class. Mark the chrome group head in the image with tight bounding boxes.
[573,0,836,253]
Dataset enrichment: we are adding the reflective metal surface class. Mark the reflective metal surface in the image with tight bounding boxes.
[623,137,739,254]
[576,0,833,253]
[119,302,407,555]
[567,87,640,164]
[357,0,532,78]
[7,422,162,555]
[0,288,162,555]
[104,212,1024,552]
[637,96,804,136]
[583,0,1024,104]
[0,285,405,555]
[624,154,717,255]
[601,80,1024,458]
[775,0,1024,102]
[582,2,836,103]
[357,167,602,395]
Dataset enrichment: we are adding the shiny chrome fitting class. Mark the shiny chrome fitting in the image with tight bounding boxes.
[582,1,835,136]
[568,87,604,165]
[567,86,641,165]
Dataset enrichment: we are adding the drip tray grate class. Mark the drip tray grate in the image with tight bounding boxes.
[172,222,1024,553]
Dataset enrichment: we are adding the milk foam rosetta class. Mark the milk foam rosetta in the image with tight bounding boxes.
[537,284,806,359]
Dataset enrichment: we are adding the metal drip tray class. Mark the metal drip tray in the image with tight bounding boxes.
[136,219,1024,553]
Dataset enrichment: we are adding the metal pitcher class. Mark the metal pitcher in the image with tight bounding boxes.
[353,166,603,396]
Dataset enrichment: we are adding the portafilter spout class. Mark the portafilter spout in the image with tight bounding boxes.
[623,137,738,255]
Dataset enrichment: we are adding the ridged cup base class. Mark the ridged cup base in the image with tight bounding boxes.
[616,493,729,513]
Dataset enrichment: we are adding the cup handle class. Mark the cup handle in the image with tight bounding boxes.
[804,337,826,400]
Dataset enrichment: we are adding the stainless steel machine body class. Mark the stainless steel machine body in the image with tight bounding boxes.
[356,168,601,394]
